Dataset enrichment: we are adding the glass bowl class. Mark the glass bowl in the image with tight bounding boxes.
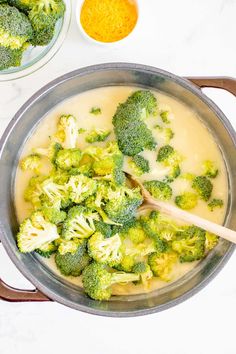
[0,0,72,82]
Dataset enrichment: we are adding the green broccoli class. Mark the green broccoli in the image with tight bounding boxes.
[172,226,206,262]
[0,44,24,70]
[208,198,223,211]
[202,160,218,179]
[40,177,71,208]
[157,145,182,166]
[35,241,57,258]
[192,176,213,201]
[33,142,62,163]
[124,220,147,244]
[88,232,122,266]
[143,180,172,201]
[90,107,101,115]
[148,251,178,281]
[8,0,32,12]
[163,165,181,183]
[175,192,198,210]
[85,141,124,185]
[20,154,41,172]
[86,129,111,143]
[129,155,150,176]
[126,90,158,116]
[160,111,171,124]
[132,262,153,289]
[0,4,32,49]
[62,206,99,240]
[17,211,59,253]
[94,220,112,238]
[55,238,80,255]
[24,175,47,208]
[205,232,219,251]
[82,262,139,300]
[112,91,157,156]
[40,205,66,224]
[55,240,91,276]
[104,185,143,224]
[67,174,97,203]
[55,148,82,170]
[54,115,78,149]
[29,0,65,46]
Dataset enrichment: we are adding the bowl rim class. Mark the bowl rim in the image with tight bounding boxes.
[0,63,235,317]
[0,0,72,82]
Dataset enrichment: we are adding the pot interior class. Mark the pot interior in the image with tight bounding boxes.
[0,64,235,316]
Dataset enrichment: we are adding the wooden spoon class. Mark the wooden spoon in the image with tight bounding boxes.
[127,174,236,244]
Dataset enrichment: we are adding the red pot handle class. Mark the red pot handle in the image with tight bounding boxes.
[0,76,235,302]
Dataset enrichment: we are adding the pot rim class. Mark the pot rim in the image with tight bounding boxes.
[0,63,235,317]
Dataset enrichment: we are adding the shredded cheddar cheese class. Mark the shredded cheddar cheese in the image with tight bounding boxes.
[80,0,138,43]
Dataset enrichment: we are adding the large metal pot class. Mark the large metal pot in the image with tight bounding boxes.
[0,63,235,316]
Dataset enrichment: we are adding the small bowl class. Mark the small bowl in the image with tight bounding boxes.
[76,0,139,46]
[0,0,72,82]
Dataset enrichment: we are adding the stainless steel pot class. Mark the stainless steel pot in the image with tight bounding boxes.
[0,63,236,316]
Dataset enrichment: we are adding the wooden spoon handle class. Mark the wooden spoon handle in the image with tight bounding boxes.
[145,201,236,244]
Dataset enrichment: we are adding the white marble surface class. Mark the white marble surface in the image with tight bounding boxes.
[0,1,236,353]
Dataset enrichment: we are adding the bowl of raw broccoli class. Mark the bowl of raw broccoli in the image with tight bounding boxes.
[0,63,235,316]
[0,0,71,81]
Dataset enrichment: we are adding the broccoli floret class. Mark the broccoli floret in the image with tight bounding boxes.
[40,205,66,224]
[20,154,41,172]
[17,211,59,253]
[160,111,171,124]
[82,262,139,300]
[90,107,101,115]
[205,232,219,251]
[104,185,143,224]
[208,198,223,211]
[0,44,25,70]
[40,177,71,208]
[29,0,65,46]
[86,129,111,143]
[116,255,135,273]
[202,160,218,178]
[8,0,32,12]
[35,241,57,258]
[132,262,153,289]
[126,90,158,116]
[24,175,47,208]
[88,232,122,267]
[54,115,78,149]
[192,176,213,201]
[143,180,172,201]
[157,145,182,165]
[94,220,112,238]
[85,141,124,184]
[54,148,82,170]
[172,226,206,262]
[113,91,157,156]
[0,4,32,49]
[55,240,91,276]
[55,238,80,255]
[33,142,62,163]
[129,155,150,176]
[62,206,99,240]
[148,251,178,281]
[175,192,198,210]
[67,174,97,203]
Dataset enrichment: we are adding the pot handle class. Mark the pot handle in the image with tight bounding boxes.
[0,278,50,302]
[0,240,50,302]
[187,77,236,96]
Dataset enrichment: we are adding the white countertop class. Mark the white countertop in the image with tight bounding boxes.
[0,1,236,353]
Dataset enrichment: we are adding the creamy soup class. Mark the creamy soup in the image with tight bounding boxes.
[15,86,228,295]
